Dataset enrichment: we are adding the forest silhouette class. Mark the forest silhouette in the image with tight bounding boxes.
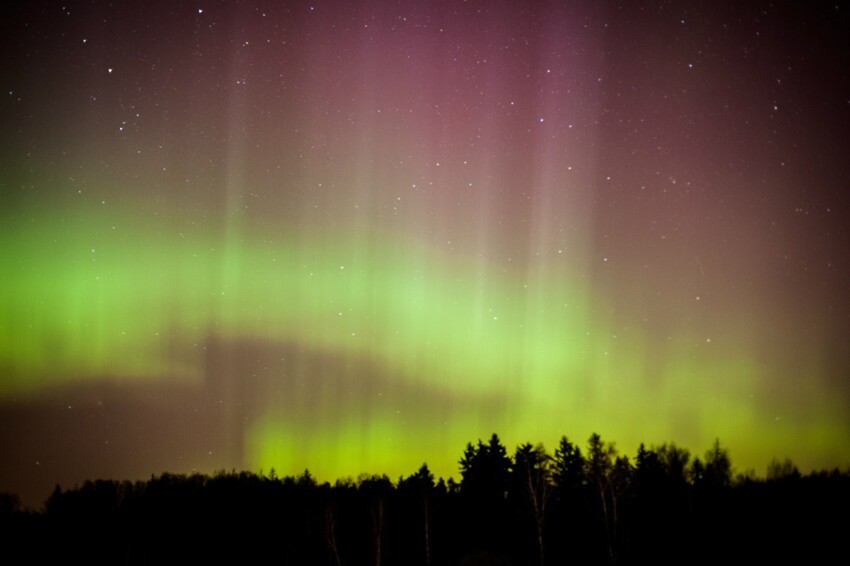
[2,432,848,565]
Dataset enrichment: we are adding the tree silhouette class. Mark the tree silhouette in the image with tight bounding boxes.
[703,439,732,489]
[766,458,800,481]
[689,456,705,485]
[553,436,585,494]
[585,433,620,562]
[656,443,690,487]
[400,464,436,566]
[512,443,552,566]
[359,474,392,566]
[459,433,511,501]
[458,433,512,558]
[549,436,590,563]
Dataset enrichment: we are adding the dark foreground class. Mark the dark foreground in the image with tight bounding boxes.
[2,434,848,565]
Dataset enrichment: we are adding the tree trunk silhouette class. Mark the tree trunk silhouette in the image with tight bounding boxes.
[324,503,341,566]
[525,460,548,566]
[371,497,384,566]
[423,491,431,566]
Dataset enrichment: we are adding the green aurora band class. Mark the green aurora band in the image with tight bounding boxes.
[2,198,844,482]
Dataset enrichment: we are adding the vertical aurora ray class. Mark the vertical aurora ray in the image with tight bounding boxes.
[1,0,849,505]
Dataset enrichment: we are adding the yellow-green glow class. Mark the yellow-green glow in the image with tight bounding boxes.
[3,198,844,480]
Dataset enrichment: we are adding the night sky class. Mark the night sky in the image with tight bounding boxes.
[2,0,849,507]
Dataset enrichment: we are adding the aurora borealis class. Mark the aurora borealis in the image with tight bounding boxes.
[1,1,849,507]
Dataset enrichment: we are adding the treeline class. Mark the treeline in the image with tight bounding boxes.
[2,433,849,565]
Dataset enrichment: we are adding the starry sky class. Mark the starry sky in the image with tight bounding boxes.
[2,0,849,507]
